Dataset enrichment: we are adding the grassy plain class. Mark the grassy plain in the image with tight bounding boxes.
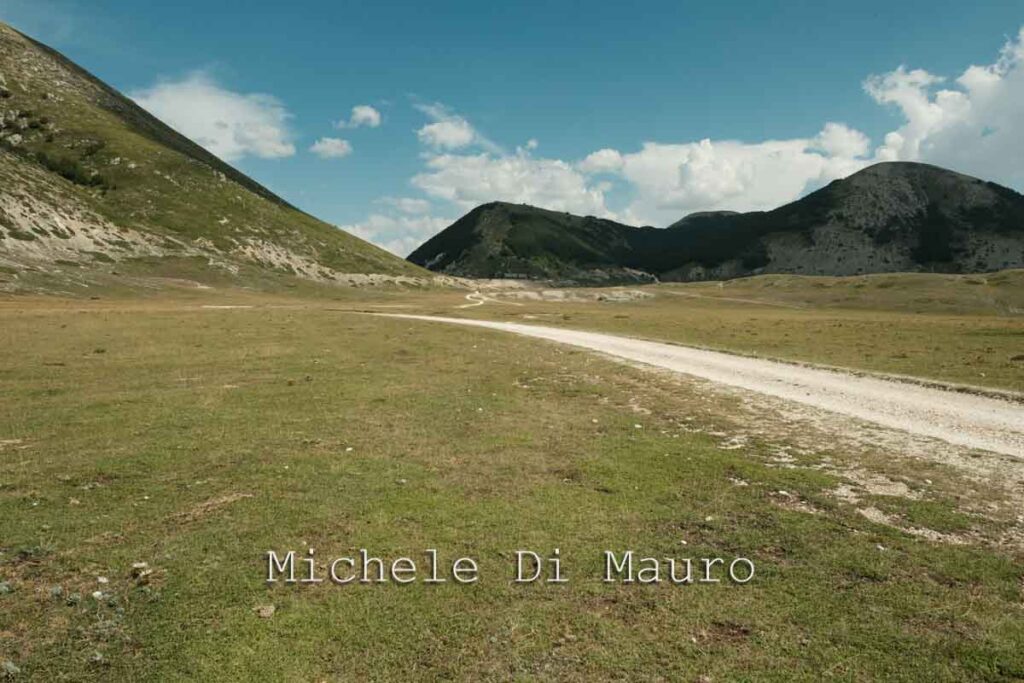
[413,271,1024,393]
[0,272,1023,680]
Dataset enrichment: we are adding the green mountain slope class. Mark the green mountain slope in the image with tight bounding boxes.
[0,22,426,294]
[408,163,1024,283]
[407,202,656,283]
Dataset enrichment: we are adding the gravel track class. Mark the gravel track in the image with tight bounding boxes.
[384,314,1024,458]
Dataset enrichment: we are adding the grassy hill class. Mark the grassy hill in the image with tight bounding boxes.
[408,163,1024,283]
[0,22,426,295]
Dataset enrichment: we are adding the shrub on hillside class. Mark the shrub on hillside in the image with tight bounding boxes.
[34,150,108,188]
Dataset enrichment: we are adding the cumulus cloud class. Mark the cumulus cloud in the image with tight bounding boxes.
[412,149,612,216]
[340,212,455,257]
[418,118,476,149]
[309,137,353,159]
[578,148,624,174]
[335,105,381,129]
[131,72,295,161]
[411,103,609,215]
[414,102,501,153]
[864,26,1024,188]
[814,122,871,158]
[607,129,871,225]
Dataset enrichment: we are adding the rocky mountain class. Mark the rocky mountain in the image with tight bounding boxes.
[0,22,426,294]
[408,162,1024,283]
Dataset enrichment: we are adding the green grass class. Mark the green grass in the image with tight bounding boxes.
[1,298,1022,680]
[419,271,1024,392]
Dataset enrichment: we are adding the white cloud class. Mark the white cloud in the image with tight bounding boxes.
[335,105,381,129]
[340,212,455,257]
[617,130,871,225]
[414,102,501,153]
[813,122,871,158]
[411,104,610,215]
[418,118,476,149]
[865,66,955,160]
[864,26,1024,188]
[130,72,295,161]
[578,148,624,174]
[309,137,353,159]
[412,149,612,216]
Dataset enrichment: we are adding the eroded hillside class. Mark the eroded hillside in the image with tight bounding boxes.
[0,22,427,294]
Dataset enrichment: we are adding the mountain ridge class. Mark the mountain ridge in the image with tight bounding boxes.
[407,162,1024,283]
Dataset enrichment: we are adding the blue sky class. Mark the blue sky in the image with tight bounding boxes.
[2,0,1023,254]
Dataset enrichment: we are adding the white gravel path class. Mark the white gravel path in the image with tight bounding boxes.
[383,314,1024,458]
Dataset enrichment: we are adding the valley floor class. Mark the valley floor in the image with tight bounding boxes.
[381,313,1024,457]
[1,273,1023,680]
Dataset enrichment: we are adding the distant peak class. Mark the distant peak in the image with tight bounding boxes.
[847,161,976,180]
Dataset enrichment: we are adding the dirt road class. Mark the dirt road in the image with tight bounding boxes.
[383,314,1024,458]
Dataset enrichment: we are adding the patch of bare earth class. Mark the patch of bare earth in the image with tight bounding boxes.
[170,492,254,523]
[672,371,1024,548]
